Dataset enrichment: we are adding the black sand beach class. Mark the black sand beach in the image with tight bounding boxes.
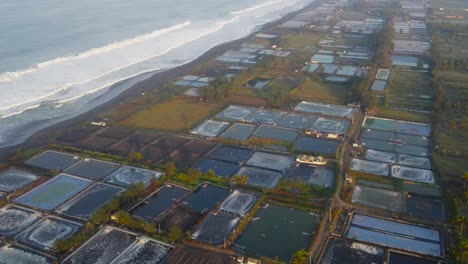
[0,0,322,160]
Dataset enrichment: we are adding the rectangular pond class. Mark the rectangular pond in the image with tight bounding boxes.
[311,118,350,135]
[220,190,257,217]
[192,212,240,246]
[278,113,317,130]
[131,184,189,220]
[406,195,445,222]
[194,159,240,178]
[288,165,335,188]
[219,123,257,141]
[350,158,389,177]
[294,101,355,119]
[208,145,254,164]
[104,166,162,188]
[365,149,397,164]
[351,185,403,212]
[320,238,384,264]
[216,105,257,122]
[362,117,431,137]
[295,136,339,155]
[191,120,230,137]
[109,238,172,264]
[0,244,53,264]
[391,166,434,184]
[64,159,121,181]
[16,217,82,252]
[15,174,92,211]
[252,126,299,143]
[183,184,229,213]
[0,169,39,192]
[346,214,442,257]
[64,227,136,264]
[58,183,125,220]
[388,252,439,264]
[233,204,320,262]
[246,109,287,125]
[25,151,80,171]
[235,166,281,189]
[246,152,292,172]
[0,205,42,237]
[361,128,429,146]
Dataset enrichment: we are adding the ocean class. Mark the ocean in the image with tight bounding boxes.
[0,0,314,148]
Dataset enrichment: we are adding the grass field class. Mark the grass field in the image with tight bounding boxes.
[434,155,468,177]
[291,77,349,104]
[120,98,220,131]
[277,32,323,50]
[374,106,432,123]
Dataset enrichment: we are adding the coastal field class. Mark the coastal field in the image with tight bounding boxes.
[120,98,220,131]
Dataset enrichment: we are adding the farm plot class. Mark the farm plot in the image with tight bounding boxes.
[192,213,240,246]
[104,166,162,188]
[15,174,92,211]
[164,245,237,264]
[0,169,39,192]
[16,217,82,252]
[131,185,189,221]
[235,166,282,189]
[0,205,42,237]
[64,159,120,181]
[351,185,403,212]
[288,165,335,188]
[59,183,125,220]
[120,98,218,131]
[233,204,320,262]
[386,70,433,113]
[25,151,80,171]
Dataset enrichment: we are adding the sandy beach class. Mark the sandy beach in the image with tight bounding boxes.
[0,0,322,161]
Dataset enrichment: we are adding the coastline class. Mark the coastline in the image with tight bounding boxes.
[0,0,320,160]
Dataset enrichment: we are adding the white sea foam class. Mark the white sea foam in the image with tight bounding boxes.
[0,0,314,147]
[230,0,284,15]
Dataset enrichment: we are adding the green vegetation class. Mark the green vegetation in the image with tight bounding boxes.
[120,98,219,131]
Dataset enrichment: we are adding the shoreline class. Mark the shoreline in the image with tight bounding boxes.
[0,0,321,160]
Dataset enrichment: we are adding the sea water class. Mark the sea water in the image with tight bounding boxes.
[0,0,314,147]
